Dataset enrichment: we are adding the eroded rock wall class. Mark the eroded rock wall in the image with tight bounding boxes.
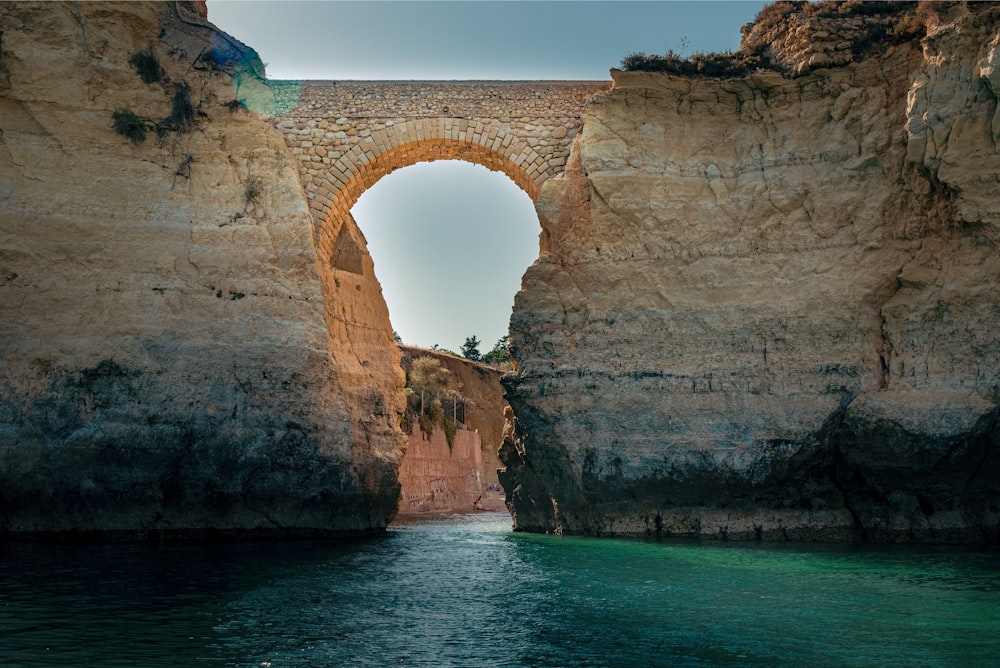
[0,2,403,539]
[501,2,1000,542]
[398,345,508,487]
[397,424,484,514]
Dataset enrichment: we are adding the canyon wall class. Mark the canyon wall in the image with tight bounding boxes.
[0,2,404,539]
[500,2,1000,542]
[397,424,484,514]
[399,345,508,484]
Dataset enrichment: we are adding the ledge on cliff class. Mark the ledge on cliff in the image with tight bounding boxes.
[618,1,973,79]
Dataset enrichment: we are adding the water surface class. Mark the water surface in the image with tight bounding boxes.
[1,512,998,667]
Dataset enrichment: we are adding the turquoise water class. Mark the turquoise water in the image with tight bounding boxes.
[1,512,998,667]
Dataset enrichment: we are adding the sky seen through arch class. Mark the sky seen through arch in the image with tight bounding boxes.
[352,161,539,353]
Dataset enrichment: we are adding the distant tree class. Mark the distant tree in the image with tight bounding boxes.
[481,335,512,368]
[461,335,482,361]
[393,330,402,343]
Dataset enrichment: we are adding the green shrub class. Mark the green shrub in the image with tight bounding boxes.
[243,174,263,208]
[158,82,194,135]
[442,417,457,451]
[128,48,163,84]
[752,1,805,33]
[805,0,917,18]
[112,108,149,143]
[620,49,775,78]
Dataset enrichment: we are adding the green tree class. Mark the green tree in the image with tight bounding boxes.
[461,335,482,361]
[481,335,512,368]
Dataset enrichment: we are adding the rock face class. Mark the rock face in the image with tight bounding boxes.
[398,345,509,488]
[500,2,1000,542]
[0,2,404,539]
[397,424,484,514]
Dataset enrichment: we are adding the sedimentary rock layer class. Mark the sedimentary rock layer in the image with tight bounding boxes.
[500,2,1000,542]
[0,2,403,539]
[398,345,508,485]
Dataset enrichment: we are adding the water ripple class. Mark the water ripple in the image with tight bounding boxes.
[1,513,998,667]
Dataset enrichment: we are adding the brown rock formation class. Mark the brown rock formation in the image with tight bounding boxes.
[398,345,509,489]
[500,2,1000,542]
[397,424,485,514]
[0,2,404,539]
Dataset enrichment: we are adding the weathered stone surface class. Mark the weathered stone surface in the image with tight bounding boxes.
[0,1,404,539]
[397,423,484,515]
[500,2,1000,543]
[398,345,509,491]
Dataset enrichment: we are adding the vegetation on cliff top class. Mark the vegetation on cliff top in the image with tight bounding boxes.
[398,332,514,372]
[402,356,465,448]
[620,0,937,79]
[460,334,514,371]
[620,49,776,79]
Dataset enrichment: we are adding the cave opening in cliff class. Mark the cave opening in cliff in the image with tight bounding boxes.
[351,159,540,356]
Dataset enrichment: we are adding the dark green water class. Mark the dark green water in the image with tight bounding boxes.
[1,512,998,667]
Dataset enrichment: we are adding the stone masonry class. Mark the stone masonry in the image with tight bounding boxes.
[267,80,611,239]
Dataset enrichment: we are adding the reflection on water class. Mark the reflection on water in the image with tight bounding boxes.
[1,512,998,667]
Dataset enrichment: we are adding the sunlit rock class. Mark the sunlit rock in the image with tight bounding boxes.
[501,2,1000,543]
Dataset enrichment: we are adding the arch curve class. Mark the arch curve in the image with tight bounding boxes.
[316,134,542,268]
[263,80,609,497]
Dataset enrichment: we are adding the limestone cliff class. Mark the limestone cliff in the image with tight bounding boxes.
[398,345,508,487]
[501,1,1000,542]
[397,423,485,514]
[0,2,404,539]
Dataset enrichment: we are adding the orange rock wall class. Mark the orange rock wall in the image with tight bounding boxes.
[398,346,508,486]
[398,425,484,514]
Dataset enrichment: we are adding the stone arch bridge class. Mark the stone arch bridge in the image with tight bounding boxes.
[270,80,610,237]
[260,80,611,402]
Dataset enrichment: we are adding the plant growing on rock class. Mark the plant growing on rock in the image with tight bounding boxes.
[112,107,151,144]
[404,355,465,447]
[409,356,451,417]
[243,174,263,209]
[128,48,163,84]
[157,82,194,136]
[620,49,775,78]
[420,398,445,441]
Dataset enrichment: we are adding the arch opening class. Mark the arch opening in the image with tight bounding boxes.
[353,159,539,353]
[313,139,541,518]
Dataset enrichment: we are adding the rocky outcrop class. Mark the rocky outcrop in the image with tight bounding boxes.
[397,424,484,514]
[500,2,1000,542]
[0,2,404,539]
[398,345,508,488]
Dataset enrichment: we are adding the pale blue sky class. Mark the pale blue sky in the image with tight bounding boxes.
[208,1,766,353]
